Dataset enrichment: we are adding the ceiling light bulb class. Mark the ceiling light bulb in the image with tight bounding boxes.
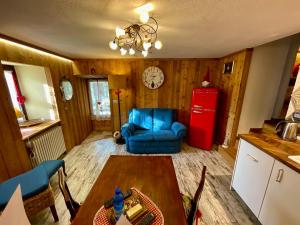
[140,12,150,23]
[115,27,125,38]
[135,3,154,14]
[129,48,135,55]
[109,41,118,50]
[120,48,127,56]
[143,42,151,51]
[142,50,148,57]
[154,40,162,49]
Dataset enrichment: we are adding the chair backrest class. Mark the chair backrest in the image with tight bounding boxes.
[187,166,207,225]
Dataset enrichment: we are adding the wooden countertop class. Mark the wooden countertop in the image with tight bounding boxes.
[20,120,61,140]
[239,131,300,173]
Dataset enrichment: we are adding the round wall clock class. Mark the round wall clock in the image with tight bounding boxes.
[142,66,164,89]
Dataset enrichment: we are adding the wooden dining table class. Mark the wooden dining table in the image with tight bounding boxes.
[71,155,187,225]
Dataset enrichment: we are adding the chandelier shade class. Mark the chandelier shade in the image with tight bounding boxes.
[109,15,162,57]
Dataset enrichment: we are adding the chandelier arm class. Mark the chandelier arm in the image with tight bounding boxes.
[135,31,144,52]
[132,32,143,51]
[148,17,159,32]
[115,38,121,48]
[140,24,157,35]
[140,28,157,45]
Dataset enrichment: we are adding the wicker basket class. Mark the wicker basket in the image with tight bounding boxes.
[23,185,55,217]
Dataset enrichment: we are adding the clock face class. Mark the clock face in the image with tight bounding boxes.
[142,66,164,89]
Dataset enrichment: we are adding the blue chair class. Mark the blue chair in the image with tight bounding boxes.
[121,108,187,153]
[0,160,65,222]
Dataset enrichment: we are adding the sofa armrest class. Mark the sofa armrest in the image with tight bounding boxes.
[121,123,135,138]
[171,122,187,138]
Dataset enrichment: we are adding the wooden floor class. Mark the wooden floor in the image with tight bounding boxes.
[30,132,260,225]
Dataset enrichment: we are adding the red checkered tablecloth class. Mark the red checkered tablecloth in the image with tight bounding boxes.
[93,187,164,225]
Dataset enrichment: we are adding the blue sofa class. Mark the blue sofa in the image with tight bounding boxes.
[121,108,187,154]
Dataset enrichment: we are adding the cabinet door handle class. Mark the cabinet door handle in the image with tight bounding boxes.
[276,169,284,183]
[247,154,258,162]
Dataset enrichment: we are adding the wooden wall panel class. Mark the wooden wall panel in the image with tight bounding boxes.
[216,49,253,157]
[73,53,251,157]
[0,40,92,180]
[73,58,220,130]
[92,120,112,131]
[0,64,31,181]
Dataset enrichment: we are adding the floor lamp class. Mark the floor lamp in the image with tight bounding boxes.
[108,75,128,144]
[114,89,122,130]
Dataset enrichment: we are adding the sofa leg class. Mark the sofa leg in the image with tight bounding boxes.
[50,205,59,222]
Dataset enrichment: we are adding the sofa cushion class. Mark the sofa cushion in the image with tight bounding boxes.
[153,130,179,141]
[129,130,154,142]
[129,108,153,130]
[121,123,136,137]
[153,109,174,131]
[0,166,49,208]
[128,140,181,154]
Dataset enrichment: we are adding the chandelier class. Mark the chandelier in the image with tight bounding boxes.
[109,4,162,57]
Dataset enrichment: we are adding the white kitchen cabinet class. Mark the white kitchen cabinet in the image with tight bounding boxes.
[231,139,275,216]
[258,160,300,225]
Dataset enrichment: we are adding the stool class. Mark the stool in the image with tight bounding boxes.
[0,164,58,222]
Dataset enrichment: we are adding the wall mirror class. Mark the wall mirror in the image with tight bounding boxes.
[60,77,73,101]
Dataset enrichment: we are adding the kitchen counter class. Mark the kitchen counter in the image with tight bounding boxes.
[239,131,300,173]
[20,120,61,140]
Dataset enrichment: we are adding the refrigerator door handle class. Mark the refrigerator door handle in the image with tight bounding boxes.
[194,105,203,109]
[203,109,216,112]
[193,110,203,114]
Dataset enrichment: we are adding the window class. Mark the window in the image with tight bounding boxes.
[88,79,111,119]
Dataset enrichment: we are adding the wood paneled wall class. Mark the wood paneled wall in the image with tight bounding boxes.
[74,50,252,157]
[217,49,253,157]
[73,59,220,130]
[0,41,92,181]
[92,119,112,131]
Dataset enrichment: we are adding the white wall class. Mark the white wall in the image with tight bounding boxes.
[15,65,55,120]
[237,37,293,134]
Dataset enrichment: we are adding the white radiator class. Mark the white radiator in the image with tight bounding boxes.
[27,126,66,167]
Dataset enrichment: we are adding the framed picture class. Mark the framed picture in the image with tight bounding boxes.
[223,61,235,74]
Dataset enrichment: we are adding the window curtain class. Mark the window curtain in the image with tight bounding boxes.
[89,80,111,120]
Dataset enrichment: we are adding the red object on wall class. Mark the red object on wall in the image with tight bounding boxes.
[188,88,219,150]
[11,70,26,104]
[292,63,300,78]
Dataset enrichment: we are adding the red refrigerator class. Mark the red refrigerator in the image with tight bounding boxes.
[188,88,219,150]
